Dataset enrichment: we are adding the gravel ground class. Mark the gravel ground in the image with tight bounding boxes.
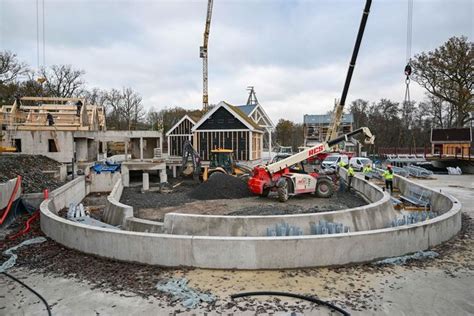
[0,154,64,193]
[188,173,250,200]
[122,175,366,220]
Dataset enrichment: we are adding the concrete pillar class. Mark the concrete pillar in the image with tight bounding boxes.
[124,141,128,161]
[140,137,144,161]
[249,131,253,161]
[160,169,168,183]
[172,165,177,178]
[122,166,130,187]
[142,172,149,191]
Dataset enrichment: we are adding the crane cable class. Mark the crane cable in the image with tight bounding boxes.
[403,0,414,105]
[36,0,46,71]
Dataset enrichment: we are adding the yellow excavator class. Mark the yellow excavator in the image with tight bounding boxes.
[180,141,252,181]
[0,133,17,153]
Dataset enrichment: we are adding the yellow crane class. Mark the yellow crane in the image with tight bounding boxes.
[200,0,214,111]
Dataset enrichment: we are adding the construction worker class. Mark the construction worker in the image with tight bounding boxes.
[46,113,55,126]
[337,159,348,192]
[347,165,355,191]
[383,165,394,194]
[337,159,348,172]
[76,100,83,117]
[363,163,372,181]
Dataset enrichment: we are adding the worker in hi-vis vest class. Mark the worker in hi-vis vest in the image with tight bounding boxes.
[363,164,372,181]
[347,165,355,191]
[337,160,348,192]
[383,165,394,193]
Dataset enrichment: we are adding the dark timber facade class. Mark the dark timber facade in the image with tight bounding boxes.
[166,115,195,157]
[192,101,263,161]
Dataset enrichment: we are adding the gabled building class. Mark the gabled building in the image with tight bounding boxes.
[165,115,196,157]
[192,101,264,161]
[236,103,274,153]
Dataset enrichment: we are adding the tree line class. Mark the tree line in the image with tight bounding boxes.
[0,53,204,132]
[1,36,472,148]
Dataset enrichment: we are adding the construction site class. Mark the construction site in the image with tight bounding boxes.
[1,0,473,315]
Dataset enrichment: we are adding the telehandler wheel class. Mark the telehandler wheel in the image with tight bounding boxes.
[260,187,270,197]
[277,180,289,202]
[315,177,334,198]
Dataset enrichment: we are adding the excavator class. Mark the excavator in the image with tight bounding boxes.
[180,140,252,181]
[248,127,375,202]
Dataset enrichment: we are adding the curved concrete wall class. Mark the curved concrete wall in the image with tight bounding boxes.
[163,174,398,236]
[102,178,133,227]
[40,173,462,269]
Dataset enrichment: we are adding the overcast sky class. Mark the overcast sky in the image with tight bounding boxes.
[1,0,472,123]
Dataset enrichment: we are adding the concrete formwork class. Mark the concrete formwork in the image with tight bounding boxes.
[40,173,462,269]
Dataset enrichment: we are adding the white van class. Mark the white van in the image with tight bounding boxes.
[321,154,349,170]
[349,157,373,171]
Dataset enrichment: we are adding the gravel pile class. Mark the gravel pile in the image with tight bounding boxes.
[0,154,64,193]
[188,173,251,200]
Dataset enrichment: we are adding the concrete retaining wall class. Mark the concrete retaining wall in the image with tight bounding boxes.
[163,174,398,236]
[102,178,133,227]
[0,178,21,209]
[47,177,87,213]
[125,217,164,233]
[90,172,121,193]
[39,173,462,269]
[394,175,453,214]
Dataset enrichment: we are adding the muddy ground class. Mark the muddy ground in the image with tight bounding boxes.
[0,213,472,315]
[120,178,367,221]
[1,175,473,315]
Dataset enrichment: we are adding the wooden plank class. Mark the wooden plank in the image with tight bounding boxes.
[21,96,84,102]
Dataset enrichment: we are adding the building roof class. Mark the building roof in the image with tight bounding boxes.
[304,113,354,124]
[236,104,257,116]
[227,103,262,131]
[192,101,263,132]
[431,127,472,143]
[165,114,195,136]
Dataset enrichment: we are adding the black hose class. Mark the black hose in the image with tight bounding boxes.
[2,272,52,316]
[231,291,350,316]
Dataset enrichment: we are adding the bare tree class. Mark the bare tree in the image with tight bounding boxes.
[412,36,473,127]
[120,87,144,130]
[0,51,28,84]
[102,87,145,130]
[40,65,85,98]
[81,87,107,107]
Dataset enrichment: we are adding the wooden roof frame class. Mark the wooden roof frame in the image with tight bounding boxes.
[192,101,263,133]
[165,114,196,136]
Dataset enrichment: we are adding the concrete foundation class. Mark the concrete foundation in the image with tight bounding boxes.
[39,172,462,269]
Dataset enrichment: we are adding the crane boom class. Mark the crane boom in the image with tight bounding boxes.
[266,127,374,175]
[200,0,214,110]
[326,0,372,142]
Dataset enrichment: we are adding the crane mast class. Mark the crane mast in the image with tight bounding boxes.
[326,0,372,142]
[200,0,214,111]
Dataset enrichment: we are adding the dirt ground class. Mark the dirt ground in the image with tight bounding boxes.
[121,177,367,221]
[0,175,472,315]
